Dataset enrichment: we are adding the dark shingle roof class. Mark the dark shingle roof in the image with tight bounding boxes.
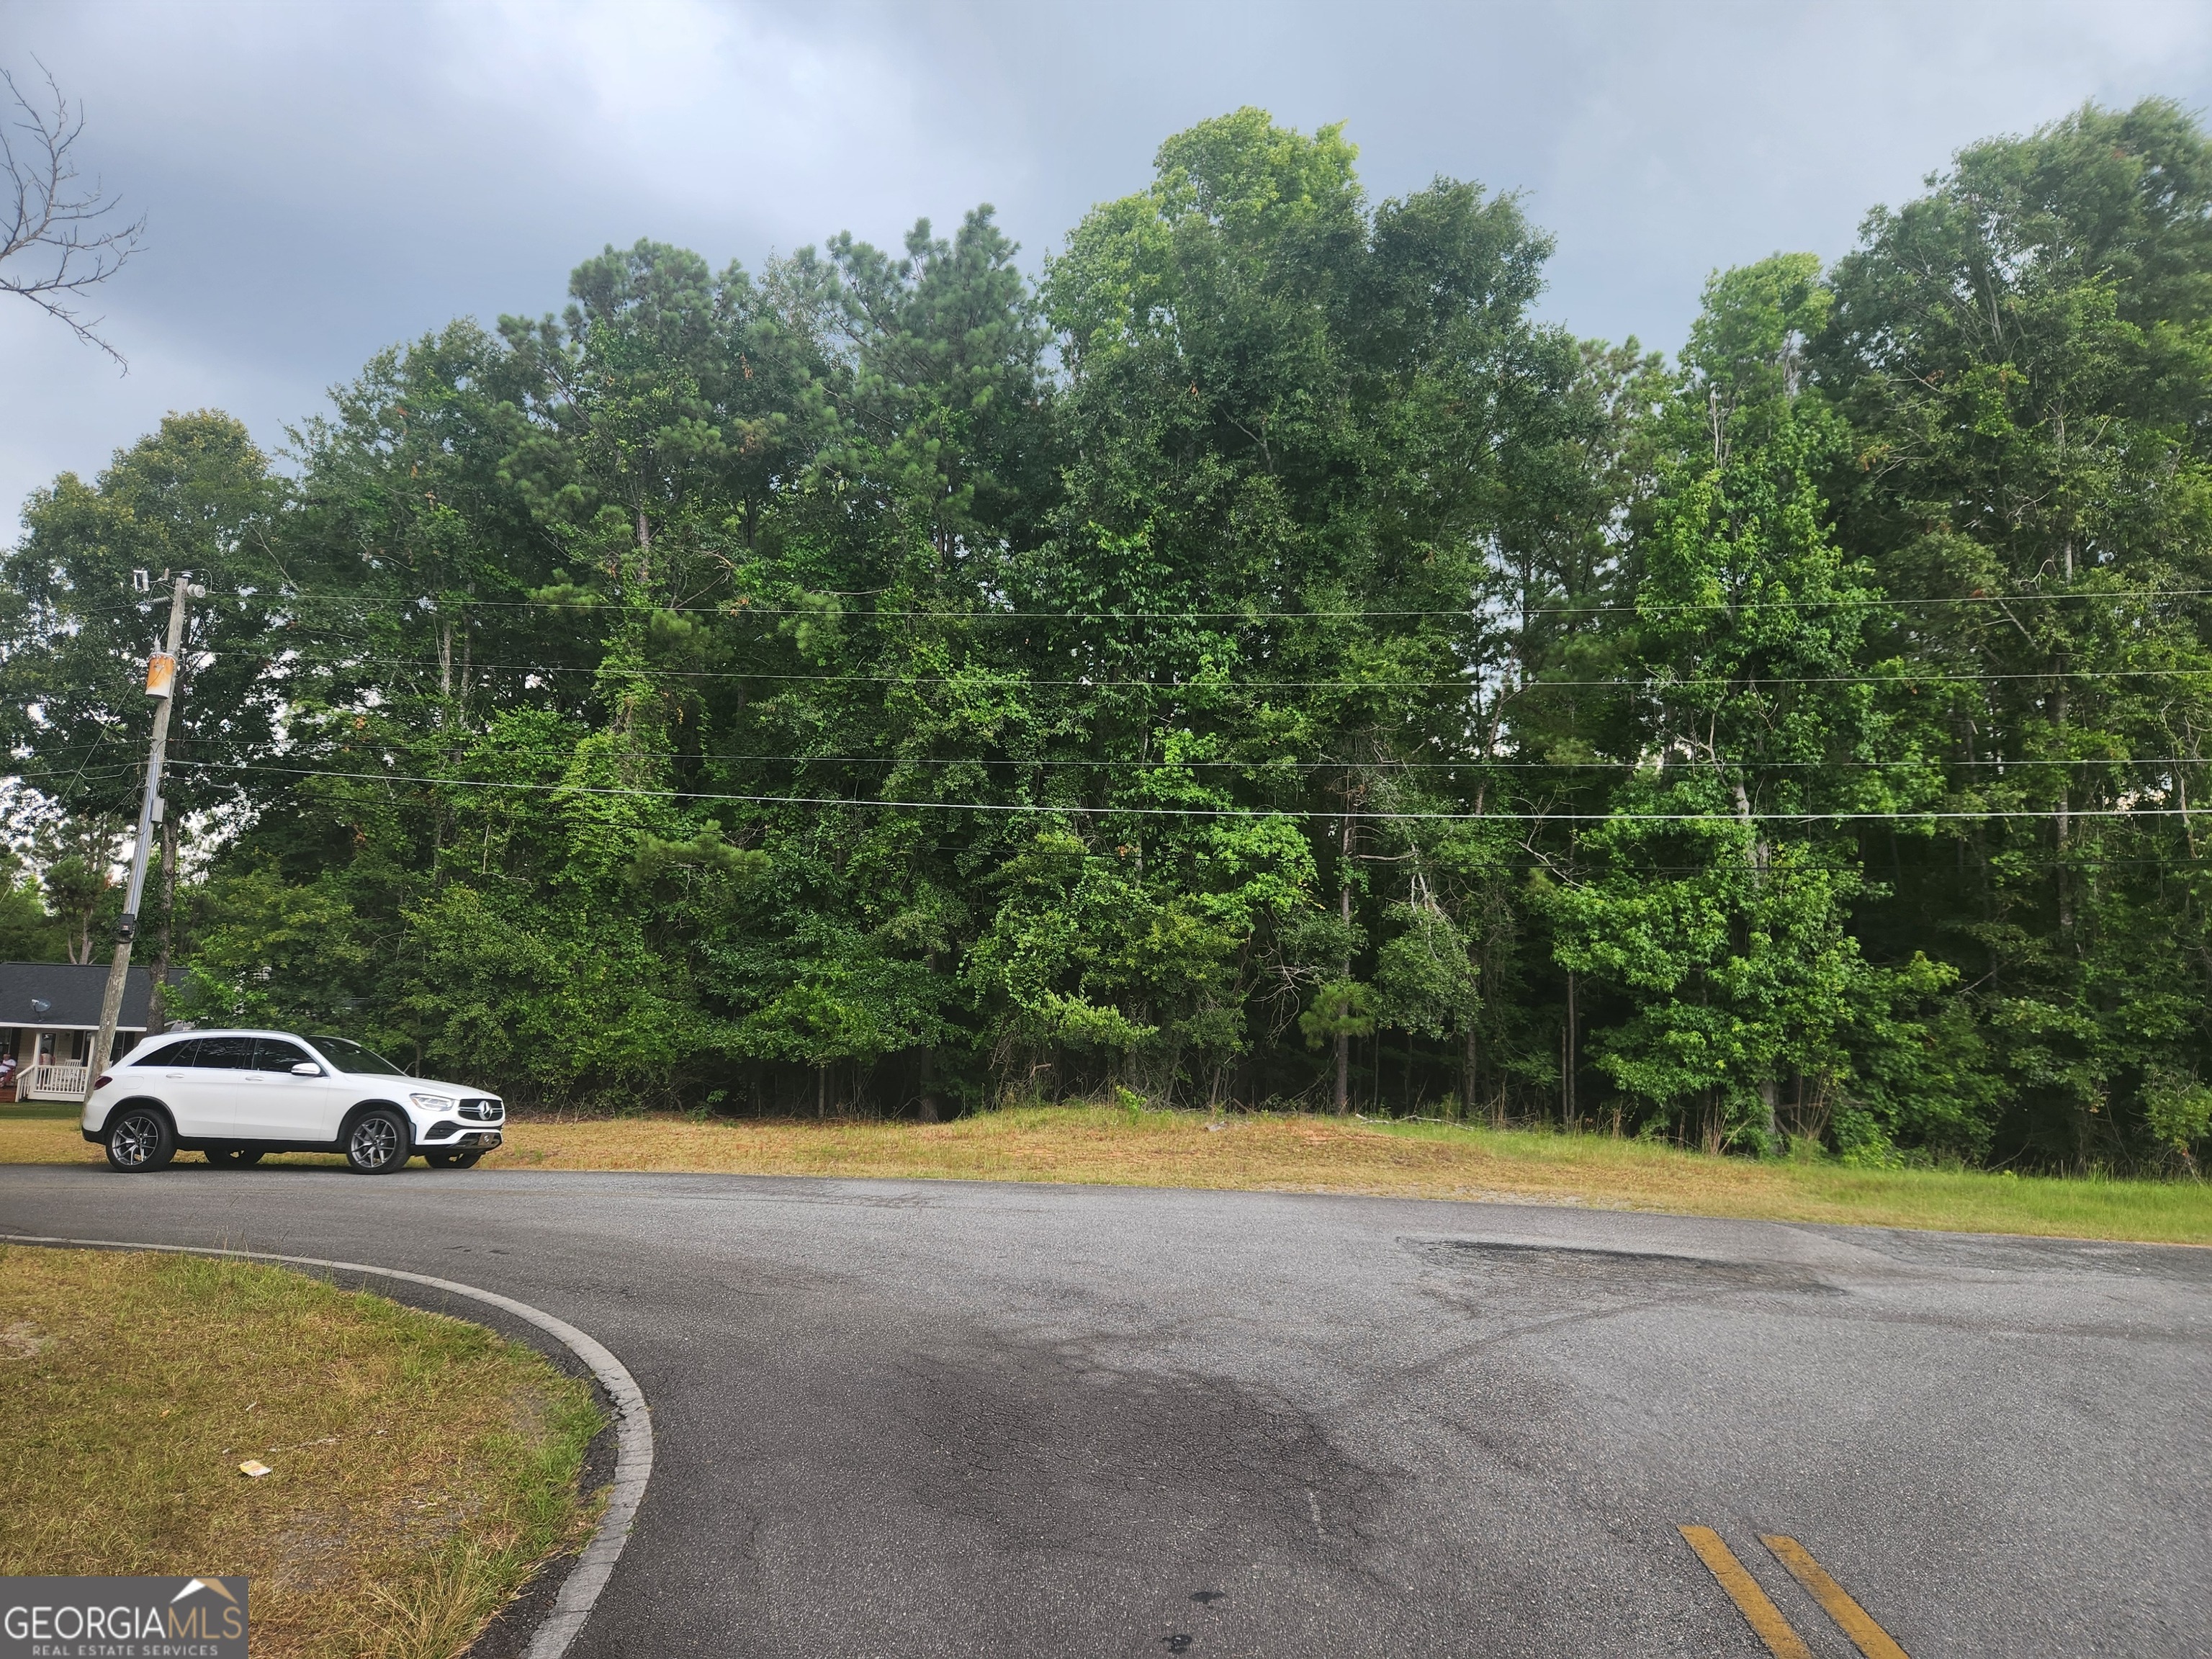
[0,961,182,1029]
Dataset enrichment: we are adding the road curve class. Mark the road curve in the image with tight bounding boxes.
[3,1165,2207,1657]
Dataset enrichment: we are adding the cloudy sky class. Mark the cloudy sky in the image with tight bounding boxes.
[4,0,2211,529]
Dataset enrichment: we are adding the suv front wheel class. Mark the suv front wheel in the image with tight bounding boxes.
[345,1107,411,1174]
[105,1106,176,1172]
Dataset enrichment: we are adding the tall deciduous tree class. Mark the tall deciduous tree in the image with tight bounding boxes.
[1818,97,2212,1166]
[1,413,283,986]
[9,100,2212,1170]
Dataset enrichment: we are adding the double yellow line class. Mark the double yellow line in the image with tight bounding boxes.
[1680,1526,1912,1658]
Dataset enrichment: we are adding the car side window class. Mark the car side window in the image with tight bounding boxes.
[192,1037,258,1069]
[132,1038,199,1066]
[253,1039,314,1072]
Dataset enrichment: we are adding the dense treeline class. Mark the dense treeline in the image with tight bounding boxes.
[9,102,2212,1170]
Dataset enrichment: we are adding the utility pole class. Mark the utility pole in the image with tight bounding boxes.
[1335,803,1355,1115]
[84,573,197,1100]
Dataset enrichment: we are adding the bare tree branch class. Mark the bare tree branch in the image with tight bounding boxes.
[1,60,145,369]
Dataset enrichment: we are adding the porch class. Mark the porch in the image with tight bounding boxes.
[1,961,181,1105]
[21,1064,93,1100]
[5,1030,95,1102]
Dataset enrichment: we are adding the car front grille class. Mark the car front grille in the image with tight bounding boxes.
[458,1098,503,1122]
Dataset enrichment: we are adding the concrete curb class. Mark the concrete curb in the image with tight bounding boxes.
[3,1232,652,1659]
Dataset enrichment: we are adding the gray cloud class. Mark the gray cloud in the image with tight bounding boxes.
[4,0,2209,531]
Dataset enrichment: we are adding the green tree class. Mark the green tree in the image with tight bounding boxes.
[1,413,286,984]
[17,99,2212,1163]
[1550,256,1941,1150]
[1037,107,1586,1107]
[1817,97,2212,1166]
[0,853,63,961]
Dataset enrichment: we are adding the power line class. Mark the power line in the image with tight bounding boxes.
[182,649,2212,690]
[53,583,2212,623]
[66,743,2212,772]
[18,730,2212,775]
[7,768,140,790]
[165,757,2212,824]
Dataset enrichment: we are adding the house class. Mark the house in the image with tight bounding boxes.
[1,962,185,1102]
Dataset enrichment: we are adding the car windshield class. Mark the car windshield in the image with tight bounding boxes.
[310,1036,410,1076]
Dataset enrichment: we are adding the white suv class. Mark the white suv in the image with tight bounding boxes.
[82,1029,504,1174]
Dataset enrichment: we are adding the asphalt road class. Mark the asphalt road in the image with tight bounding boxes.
[4,1165,2207,1658]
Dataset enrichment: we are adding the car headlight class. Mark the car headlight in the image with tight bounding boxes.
[410,1093,455,1113]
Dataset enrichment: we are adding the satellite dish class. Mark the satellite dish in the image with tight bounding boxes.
[29,998,51,1015]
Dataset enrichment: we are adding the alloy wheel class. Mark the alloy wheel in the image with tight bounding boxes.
[350,1116,400,1169]
[112,1112,162,1167]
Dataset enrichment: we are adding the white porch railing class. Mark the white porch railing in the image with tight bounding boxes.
[22,1064,90,1101]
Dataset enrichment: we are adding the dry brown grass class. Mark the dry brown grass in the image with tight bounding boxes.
[0,1246,601,1659]
[478,1105,2212,1241]
[8,1101,2208,1243]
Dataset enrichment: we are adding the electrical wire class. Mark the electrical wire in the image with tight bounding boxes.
[28,743,2207,772]
[17,729,2212,776]
[54,585,2212,622]
[163,648,2212,689]
[161,757,2212,824]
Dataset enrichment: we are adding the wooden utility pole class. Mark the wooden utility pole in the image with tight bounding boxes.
[1563,969,1578,1130]
[84,574,194,1099]
[1335,804,1355,1115]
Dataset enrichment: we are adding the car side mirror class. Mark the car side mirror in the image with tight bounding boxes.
[291,1062,323,1076]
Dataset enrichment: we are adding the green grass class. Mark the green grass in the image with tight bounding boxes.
[0,1246,603,1659]
[7,1098,2206,1244]
[1364,1116,2212,1244]
[461,1102,2212,1246]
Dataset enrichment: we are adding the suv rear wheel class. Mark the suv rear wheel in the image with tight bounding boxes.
[105,1106,175,1172]
[344,1108,410,1174]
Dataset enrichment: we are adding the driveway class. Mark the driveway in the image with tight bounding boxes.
[3,1165,2206,1656]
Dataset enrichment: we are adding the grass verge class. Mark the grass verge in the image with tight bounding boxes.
[506,1105,2212,1242]
[0,1246,603,1659]
[6,1100,2206,1244]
